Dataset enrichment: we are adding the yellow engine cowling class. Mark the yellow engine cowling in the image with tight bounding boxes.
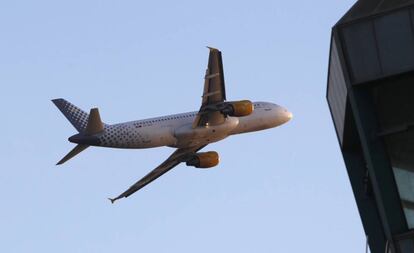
[186,151,219,168]
[225,100,254,117]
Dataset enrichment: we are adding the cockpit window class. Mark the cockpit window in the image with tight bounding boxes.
[254,103,263,108]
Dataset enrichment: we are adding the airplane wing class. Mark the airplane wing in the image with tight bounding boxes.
[193,47,227,127]
[109,145,206,203]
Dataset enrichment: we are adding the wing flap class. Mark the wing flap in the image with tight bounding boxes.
[201,47,226,105]
[193,47,227,128]
[109,145,206,203]
[109,159,180,203]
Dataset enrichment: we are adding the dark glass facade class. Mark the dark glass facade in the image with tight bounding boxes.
[327,1,414,252]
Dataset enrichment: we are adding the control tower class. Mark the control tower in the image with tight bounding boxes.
[327,0,414,252]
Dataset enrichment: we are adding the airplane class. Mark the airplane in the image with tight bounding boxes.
[52,47,292,203]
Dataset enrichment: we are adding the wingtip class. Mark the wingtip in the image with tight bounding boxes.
[56,158,65,165]
[51,98,63,103]
[206,46,219,51]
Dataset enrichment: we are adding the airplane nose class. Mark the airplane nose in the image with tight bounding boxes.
[286,111,293,120]
[278,107,292,124]
[270,104,292,125]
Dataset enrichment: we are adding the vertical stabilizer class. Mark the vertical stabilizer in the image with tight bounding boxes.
[52,98,106,165]
[85,108,104,135]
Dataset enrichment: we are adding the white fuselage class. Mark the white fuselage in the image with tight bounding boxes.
[97,101,291,149]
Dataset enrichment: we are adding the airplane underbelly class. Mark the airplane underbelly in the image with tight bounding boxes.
[173,117,239,148]
[144,127,176,148]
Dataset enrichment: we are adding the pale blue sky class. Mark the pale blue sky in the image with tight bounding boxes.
[0,1,363,252]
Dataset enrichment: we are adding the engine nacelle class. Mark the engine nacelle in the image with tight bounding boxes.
[186,151,219,168]
[222,100,254,117]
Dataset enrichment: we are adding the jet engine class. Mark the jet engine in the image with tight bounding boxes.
[221,100,254,117]
[186,151,219,168]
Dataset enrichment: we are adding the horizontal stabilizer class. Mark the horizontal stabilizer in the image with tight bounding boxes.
[52,98,89,133]
[56,144,89,165]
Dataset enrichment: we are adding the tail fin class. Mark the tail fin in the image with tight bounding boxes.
[85,108,104,135]
[56,144,89,165]
[52,98,89,133]
[53,98,106,165]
